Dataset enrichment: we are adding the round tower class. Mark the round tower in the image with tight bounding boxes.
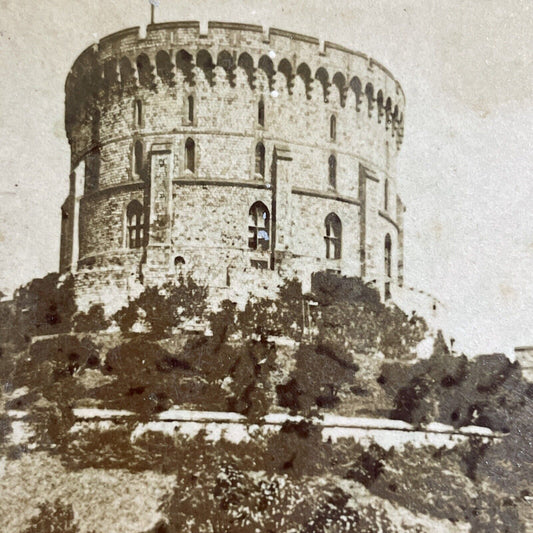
[59,21,406,310]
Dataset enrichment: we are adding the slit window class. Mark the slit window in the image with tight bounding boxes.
[255,142,265,178]
[126,200,144,249]
[185,138,195,173]
[258,99,265,126]
[385,234,392,278]
[330,115,336,141]
[187,95,194,123]
[325,213,342,259]
[248,202,270,251]
[384,179,389,211]
[328,155,337,189]
[135,100,143,127]
[134,140,143,177]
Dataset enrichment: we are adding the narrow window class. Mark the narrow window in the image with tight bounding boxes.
[174,256,185,274]
[258,99,265,126]
[328,155,337,189]
[187,95,194,123]
[384,233,392,299]
[255,142,265,178]
[135,100,143,127]
[330,114,336,141]
[248,202,270,251]
[134,140,144,177]
[325,213,342,259]
[185,138,195,173]
[384,234,392,278]
[384,179,389,211]
[126,200,144,249]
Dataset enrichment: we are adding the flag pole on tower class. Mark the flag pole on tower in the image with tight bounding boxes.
[149,0,160,25]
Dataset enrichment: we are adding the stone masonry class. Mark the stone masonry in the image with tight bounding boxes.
[60,21,411,313]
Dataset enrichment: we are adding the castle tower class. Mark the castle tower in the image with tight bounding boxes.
[60,22,406,310]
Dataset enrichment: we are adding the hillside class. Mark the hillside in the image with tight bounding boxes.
[0,271,531,532]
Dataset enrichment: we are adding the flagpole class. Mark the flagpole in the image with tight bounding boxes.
[149,0,159,24]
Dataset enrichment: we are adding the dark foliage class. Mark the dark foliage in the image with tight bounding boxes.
[236,278,305,339]
[73,304,110,332]
[22,499,82,533]
[311,272,427,359]
[276,343,359,413]
[113,275,208,337]
[11,273,77,343]
[345,443,389,488]
[381,339,530,432]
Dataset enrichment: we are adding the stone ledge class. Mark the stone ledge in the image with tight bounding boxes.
[292,187,360,206]
[378,209,399,231]
[173,178,270,189]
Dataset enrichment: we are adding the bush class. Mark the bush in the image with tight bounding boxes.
[12,273,77,340]
[236,278,304,339]
[73,304,109,332]
[276,343,359,413]
[113,275,208,336]
[311,272,427,359]
[380,346,530,431]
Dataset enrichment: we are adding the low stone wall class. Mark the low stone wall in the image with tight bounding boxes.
[71,408,500,451]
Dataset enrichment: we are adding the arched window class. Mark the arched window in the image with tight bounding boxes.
[330,115,336,141]
[135,100,143,127]
[258,99,265,126]
[384,233,392,299]
[185,138,195,173]
[187,95,194,123]
[248,202,270,251]
[328,155,337,189]
[325,213,342,259]
[174,256,185,274]
[255,143,265,178]
[384,179,389,211]
[134,140,144,177]
[126,200,144,249]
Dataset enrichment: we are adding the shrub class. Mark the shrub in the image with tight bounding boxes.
[23,499,80,533]
[73,304,109,332]
[311,272,427,360]
[276,343,359,413]
[113,275,208,336]
[12,273,77,340]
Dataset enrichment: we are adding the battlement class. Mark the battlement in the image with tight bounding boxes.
[65,21,405,153]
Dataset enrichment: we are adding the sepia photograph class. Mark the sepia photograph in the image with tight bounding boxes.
[0,1,531,531]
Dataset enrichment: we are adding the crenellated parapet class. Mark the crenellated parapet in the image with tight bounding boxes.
[65,21,405,163]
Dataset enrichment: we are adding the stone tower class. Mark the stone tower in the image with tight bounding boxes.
[60,22,406,311]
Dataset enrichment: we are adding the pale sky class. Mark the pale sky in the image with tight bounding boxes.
[0,0,532,356]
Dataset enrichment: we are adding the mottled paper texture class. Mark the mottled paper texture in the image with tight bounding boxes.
[0,2,531,532]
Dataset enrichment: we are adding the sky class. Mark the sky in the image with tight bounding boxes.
[0,0,532,356]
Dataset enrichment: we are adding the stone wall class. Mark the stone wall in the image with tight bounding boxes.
[61,22,406,312]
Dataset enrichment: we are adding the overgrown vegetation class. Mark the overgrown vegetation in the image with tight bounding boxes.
[22,499,83,533]
[0,270,531,532]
